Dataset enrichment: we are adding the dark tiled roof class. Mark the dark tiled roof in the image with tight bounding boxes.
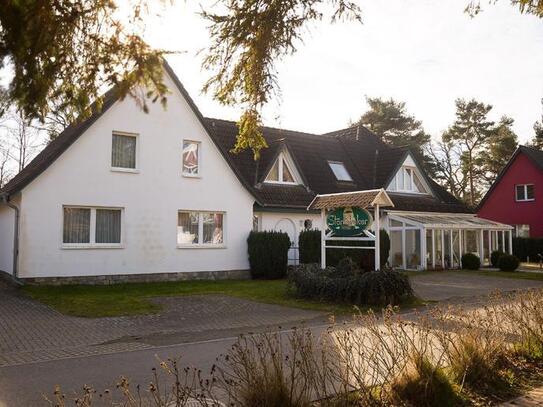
[206,118,470,213]
[477,145,543,210]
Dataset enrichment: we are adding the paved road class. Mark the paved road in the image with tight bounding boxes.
[410,271,543,301]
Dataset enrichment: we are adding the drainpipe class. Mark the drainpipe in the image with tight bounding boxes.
[1,193,20,279]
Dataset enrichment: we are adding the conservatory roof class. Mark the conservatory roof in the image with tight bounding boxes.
[388,212,513,230]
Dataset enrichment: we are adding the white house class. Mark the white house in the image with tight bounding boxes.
[0,63,513,284]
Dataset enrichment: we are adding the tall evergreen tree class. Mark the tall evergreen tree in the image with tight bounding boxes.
[356,97,435,175]
[442,98,494,206]
[484,116,518,184]
[532,99,543,150]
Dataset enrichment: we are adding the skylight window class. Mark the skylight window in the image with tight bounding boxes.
[328,161,353,182]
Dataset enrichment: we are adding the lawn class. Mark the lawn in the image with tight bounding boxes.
[23,279,364,318]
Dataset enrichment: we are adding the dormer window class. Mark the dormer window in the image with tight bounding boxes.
[391,166,428,193]
[328,161,353,182]
[265,152,299,184]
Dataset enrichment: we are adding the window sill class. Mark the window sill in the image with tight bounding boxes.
[61,244,124,250]
[182,173,201,178]
[177,244,226,249]
[111,167,139,174]
[515,199,535,202]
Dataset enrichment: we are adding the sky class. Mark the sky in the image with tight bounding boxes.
[142,0,543,144]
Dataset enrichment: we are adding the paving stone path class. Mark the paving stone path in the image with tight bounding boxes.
[0,284,326,367]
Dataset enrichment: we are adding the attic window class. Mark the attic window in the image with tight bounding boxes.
[391,167,428,194]
[265,154,297,184]
[328,161,353,182]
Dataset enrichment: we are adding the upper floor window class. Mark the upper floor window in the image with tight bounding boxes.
[63,206,122,247]
[391,166,428,194]
[515,184,534,201]
[265,154,296,184]
[183,140,201,177]
[328,161,353,182]
[111,132,137,170]
[515,224,530,238]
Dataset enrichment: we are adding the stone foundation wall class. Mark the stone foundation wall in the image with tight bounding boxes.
[21,269,251,286]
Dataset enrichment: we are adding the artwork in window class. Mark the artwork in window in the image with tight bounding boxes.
[177,212,199,244]
[266,160,279,182]
[182,141,200,175]
[112,133,137,169]
[203,213,224,244]
[95,209,121,244]
[328,161,353,181]
[282,159,295,183]
[63,208,91,243]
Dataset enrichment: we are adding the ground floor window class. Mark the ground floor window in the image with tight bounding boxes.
[63,206,122,246]
[515,224,530,238]
[178,211,224,246]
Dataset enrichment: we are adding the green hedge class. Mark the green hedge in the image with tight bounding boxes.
[513,237,543,262]
[247,231,291,279]
[299,229,321,264]
[300,229,390,271]
[498,254,520,272]
[490,251,504,268]
[461,253,480,270]
[289,262,413,306]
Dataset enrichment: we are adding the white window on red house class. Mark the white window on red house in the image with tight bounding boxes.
[515,224,530,238]
[182,141,200,176]
[515,184,534,201]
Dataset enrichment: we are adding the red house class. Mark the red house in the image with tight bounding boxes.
[478,145,543,238]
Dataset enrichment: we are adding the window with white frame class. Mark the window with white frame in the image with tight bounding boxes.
[177,211,224,246]
[63,206,122,246]
[515,184,534,201]
[515,224,530,238]
[390,166,428,194]
[111,132,137,170]
[265,154,296,184]
[328,161,353,182]
[182,140,201,176]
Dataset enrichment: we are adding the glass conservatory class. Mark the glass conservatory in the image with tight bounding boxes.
[386,212,514,270]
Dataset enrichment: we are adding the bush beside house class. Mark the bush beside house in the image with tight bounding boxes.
[247,231,291,279]
[513,237,543,262]
[289,259,413,306]
[490,250,504,268]
[461,253,481,270]
[298,229,320,264]
[498,254,520,272]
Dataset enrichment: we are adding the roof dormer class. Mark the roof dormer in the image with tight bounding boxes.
[264,148,303,185]
[387,153,432,195]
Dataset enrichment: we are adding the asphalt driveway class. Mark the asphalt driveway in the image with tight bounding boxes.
[410,271,543,301]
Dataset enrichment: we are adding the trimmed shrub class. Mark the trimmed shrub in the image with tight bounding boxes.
[490,250,504,268]
[513,237,543,262]
[289,260,413,306]
[498,254,520,272]
[247,231,291,279]
[461,253,480,270]
[299,229,320,264]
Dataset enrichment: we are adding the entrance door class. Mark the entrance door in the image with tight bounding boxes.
[274,218,297,265]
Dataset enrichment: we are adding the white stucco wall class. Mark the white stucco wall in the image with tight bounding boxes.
[257,211,322,245]
[17,72,255,278]
[0,195,19,274]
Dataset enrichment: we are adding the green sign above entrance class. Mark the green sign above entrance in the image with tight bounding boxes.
[326,207,373,237]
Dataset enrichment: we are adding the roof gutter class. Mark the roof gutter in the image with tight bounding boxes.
[1,193,21,282]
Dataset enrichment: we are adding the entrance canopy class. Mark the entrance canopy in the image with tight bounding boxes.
[308,189,394,271]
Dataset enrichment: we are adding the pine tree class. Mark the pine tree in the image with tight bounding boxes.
[443,98,494,206]
[484,116,518,184]
[532,99,543,150]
